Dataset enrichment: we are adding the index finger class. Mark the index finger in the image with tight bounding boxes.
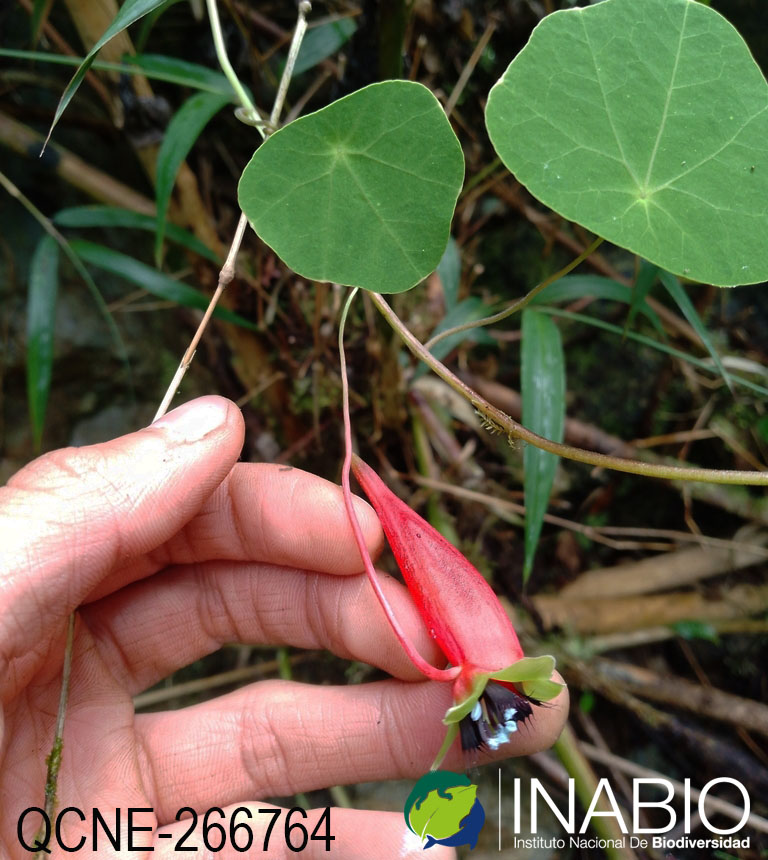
[93,463,384,599]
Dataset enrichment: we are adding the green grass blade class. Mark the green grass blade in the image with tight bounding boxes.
[436,237,461,311]
[626,261,660,335]
[26,235,60,450]
[133,1,179,52]
[290,18,357,76]
[521,309,565,583]
[154,91,230,265]
[53,205,220,263]
[658,270,733,393]
[68,240,257,330]
[414,296,495,379]
[539,307,768,399]
[0,49,236,97]
[31,0,53,46]
[532,274,664,336]
[126,53,237,96]
[44,0,169,148]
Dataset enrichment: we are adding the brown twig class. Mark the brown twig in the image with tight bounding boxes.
[0,109,155,214]
[534,584,768,634]
[560,531,768,600]
[587,658,768,738]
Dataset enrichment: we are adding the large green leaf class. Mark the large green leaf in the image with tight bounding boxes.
[45,0,168,146]
[238,81,464,294]
[154,91,231,264]
[68,240,257,330]
[486,0,768,287]
[27,235,59,450]
[521,309,565,582]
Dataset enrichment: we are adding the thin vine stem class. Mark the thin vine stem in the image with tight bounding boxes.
[426,235,604,351]
[338,287,460,684]
[270,1,311,128]
[372,292,768,486]
[205,0,260,123]
[154,2,312,420]
[153,212,248,421]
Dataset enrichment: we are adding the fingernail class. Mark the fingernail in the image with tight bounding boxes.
[152,397,230,442]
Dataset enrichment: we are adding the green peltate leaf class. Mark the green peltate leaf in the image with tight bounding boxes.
[238,80,464,293]
[436,236,461,311]
[521,309,565,581]
[658,270,732,391]
[155,91,231,264]
[27,235,59,451]
[45,0,168,146]
[291,18,357,76]
[54,205,220,263]
[68,240,257,330]
[486,0,768,286]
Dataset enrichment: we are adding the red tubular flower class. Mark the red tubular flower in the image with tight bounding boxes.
[351,454,562,768]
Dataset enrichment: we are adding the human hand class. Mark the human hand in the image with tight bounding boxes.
[0,396,567,858]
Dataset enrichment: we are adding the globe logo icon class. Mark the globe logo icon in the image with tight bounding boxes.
[404,771,485,850]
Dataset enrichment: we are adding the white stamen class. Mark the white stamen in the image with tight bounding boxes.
[471,701,482,722]
[504,707,517,720]
[488,728,510,750]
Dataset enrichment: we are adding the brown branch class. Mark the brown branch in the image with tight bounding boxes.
[588,658,768,738]
[534,584,768,635]
[0,109,155,214]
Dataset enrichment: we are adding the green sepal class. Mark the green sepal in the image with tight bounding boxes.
[489,655,556,685]
[442,674,490,725]
[522,678,564,701]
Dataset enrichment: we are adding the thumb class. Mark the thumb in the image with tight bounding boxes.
[0,396,244,666]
